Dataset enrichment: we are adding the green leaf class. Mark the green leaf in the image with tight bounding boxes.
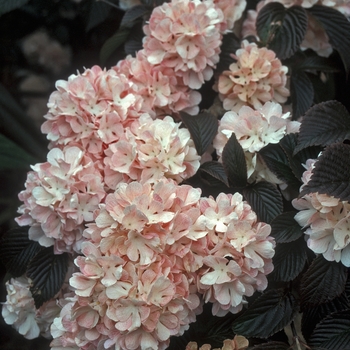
[270,211,304,243]
[120,4,150,28]
[85,1,110,31]
[27,247,69,308]
[302,292,350,341]
[0,227,42,277]
[0,0,29,15]
[258,144,301,187]
[294,100,350,154]
[232,289,298,338]
[256,3,308,59]
[199,161,229,187]
[299,143,350,201]
[300,255,348,309]
[180,111,218,156]
[221,134,247,188]
[124,21,144,55]
[0,133,37,170]
[243,181,283,224]
[269,236,307,282]
[289,70,314,121]
[308,5,350,73]
[308,310,350,349]
[100,28,130,65]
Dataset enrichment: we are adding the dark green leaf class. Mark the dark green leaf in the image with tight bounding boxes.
[86,1,110,31]
[221,134,247,188]
[199,161,229,187]
[302,292,350,341]
[27,247,69,308]
[269,236,307,282]
[216,32,240,73]
[294,100,350,154]
[258,144,300,187]
[243,181,283,224]
[180,111,218,156]
[308,309,350,349]
[300,255,348,309]
[232,289,297,338]
[0,0,29,15]
[120,4,150,28]
[124,21,144,55]
[298,54,341,73]
[256,3,308,59]
[100,28,130,65]
[270,211,304,243]
[0,134,37,170]
[308,5,350,73]
[0,227,42,277]
[289,70,314,121]
[251,342,290,350]
[299,143,350,201]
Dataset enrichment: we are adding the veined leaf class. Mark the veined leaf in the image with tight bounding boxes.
[270,211,304,243]
[216,32,240,73]
[300,255,348,309]
[309,310,350,349]
[269,236,307,282]
[232,289,298,338]
[100,28,130,65]
[308,5,350,73]
[250,342,290,350]
[199,161,229,187]
[299,143,350,201]
[243,181,283,224]
[120,4,150,28]
[27,247,69,308]
[221,134,247,188]
[180,111,218,156]
[256,3,308,59]
[294,100,350,154]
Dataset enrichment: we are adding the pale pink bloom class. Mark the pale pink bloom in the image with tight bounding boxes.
[218,41,289,112]
[2,277,60,340]
[115,50,201,117]
[213,0,247,31]
[15,146,106,254]
[143,0,225,89]
[293,158,350,266]
[186,334,249,349]
[104,114,200,187]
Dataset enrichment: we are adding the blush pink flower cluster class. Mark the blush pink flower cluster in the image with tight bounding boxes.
[214,102,300,183]
[186,335,249,350]
[2,277,60,340]
[217,40,289,112]
[293,158,350,266]
[50,180,275,349]
[213,0,247,31]
[143,0,225,89]
[16,146,105,254]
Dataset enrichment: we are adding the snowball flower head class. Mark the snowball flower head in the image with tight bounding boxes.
[104,113,201,188]
[218,40,289,112]
[143,0,225,89]
[186,335,249,349]
[2,277,60,340]
[293,158,350,266]
[213,0,247,31]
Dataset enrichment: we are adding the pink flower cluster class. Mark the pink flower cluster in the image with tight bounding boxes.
[217,41,289,112]
[293,159,350,266]
[214,102,300,183]
[16,146,105,254]
[50,180,275,349]
[143,0,225,89]
[2,277,60,340]
[186,335,249,350]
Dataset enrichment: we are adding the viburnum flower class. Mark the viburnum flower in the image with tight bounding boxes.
[115,49,201,117]
[213,102,300,183]
[186,335,249,350]
[2,277,60,340]
[217,40,289,111]
[293,158,350,266]
[143,0,225,89]
[41,65,142,159]
[213,0,247,32]
[104,113,201,188]
[15,146,106,254]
